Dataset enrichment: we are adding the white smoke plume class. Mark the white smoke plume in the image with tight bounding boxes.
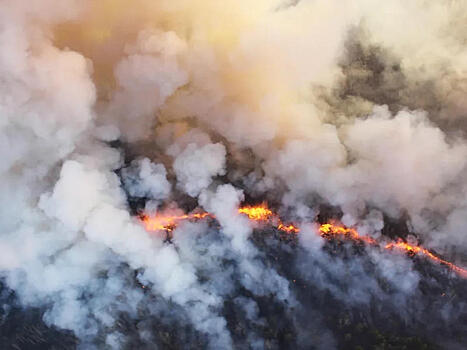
[1,0,467,349]
[173,142,226,197]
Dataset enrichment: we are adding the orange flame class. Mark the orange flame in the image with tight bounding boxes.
[319,223,467,277]
[238,203,300,233]
[139,206,467,277]
[238,203,273,221]
[277,223,300,234]
[141,212,211,232]
[318,223,376,244]
[385,240,467,277]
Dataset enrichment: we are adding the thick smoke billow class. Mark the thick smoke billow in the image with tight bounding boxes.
[173,142,226,197]
[1,0,467,349]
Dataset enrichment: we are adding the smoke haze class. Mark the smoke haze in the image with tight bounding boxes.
[1,0,467,349]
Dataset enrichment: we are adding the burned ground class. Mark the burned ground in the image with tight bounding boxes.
[2,209,465,349]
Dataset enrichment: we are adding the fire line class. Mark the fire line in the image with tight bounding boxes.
[140,204,467,278]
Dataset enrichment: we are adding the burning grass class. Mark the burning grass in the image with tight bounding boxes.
[140,204,467,278]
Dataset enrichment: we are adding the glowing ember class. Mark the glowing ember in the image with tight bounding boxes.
[139,206,467,277]
[141,212,211,232]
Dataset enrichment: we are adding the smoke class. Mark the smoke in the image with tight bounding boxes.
[1,0,467,349]
[122,158,171,200]
[173,142,226,197]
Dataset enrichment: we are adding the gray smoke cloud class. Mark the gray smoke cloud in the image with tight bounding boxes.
[1,0,467,349]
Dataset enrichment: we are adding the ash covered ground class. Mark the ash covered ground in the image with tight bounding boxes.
[1,1,467,349]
